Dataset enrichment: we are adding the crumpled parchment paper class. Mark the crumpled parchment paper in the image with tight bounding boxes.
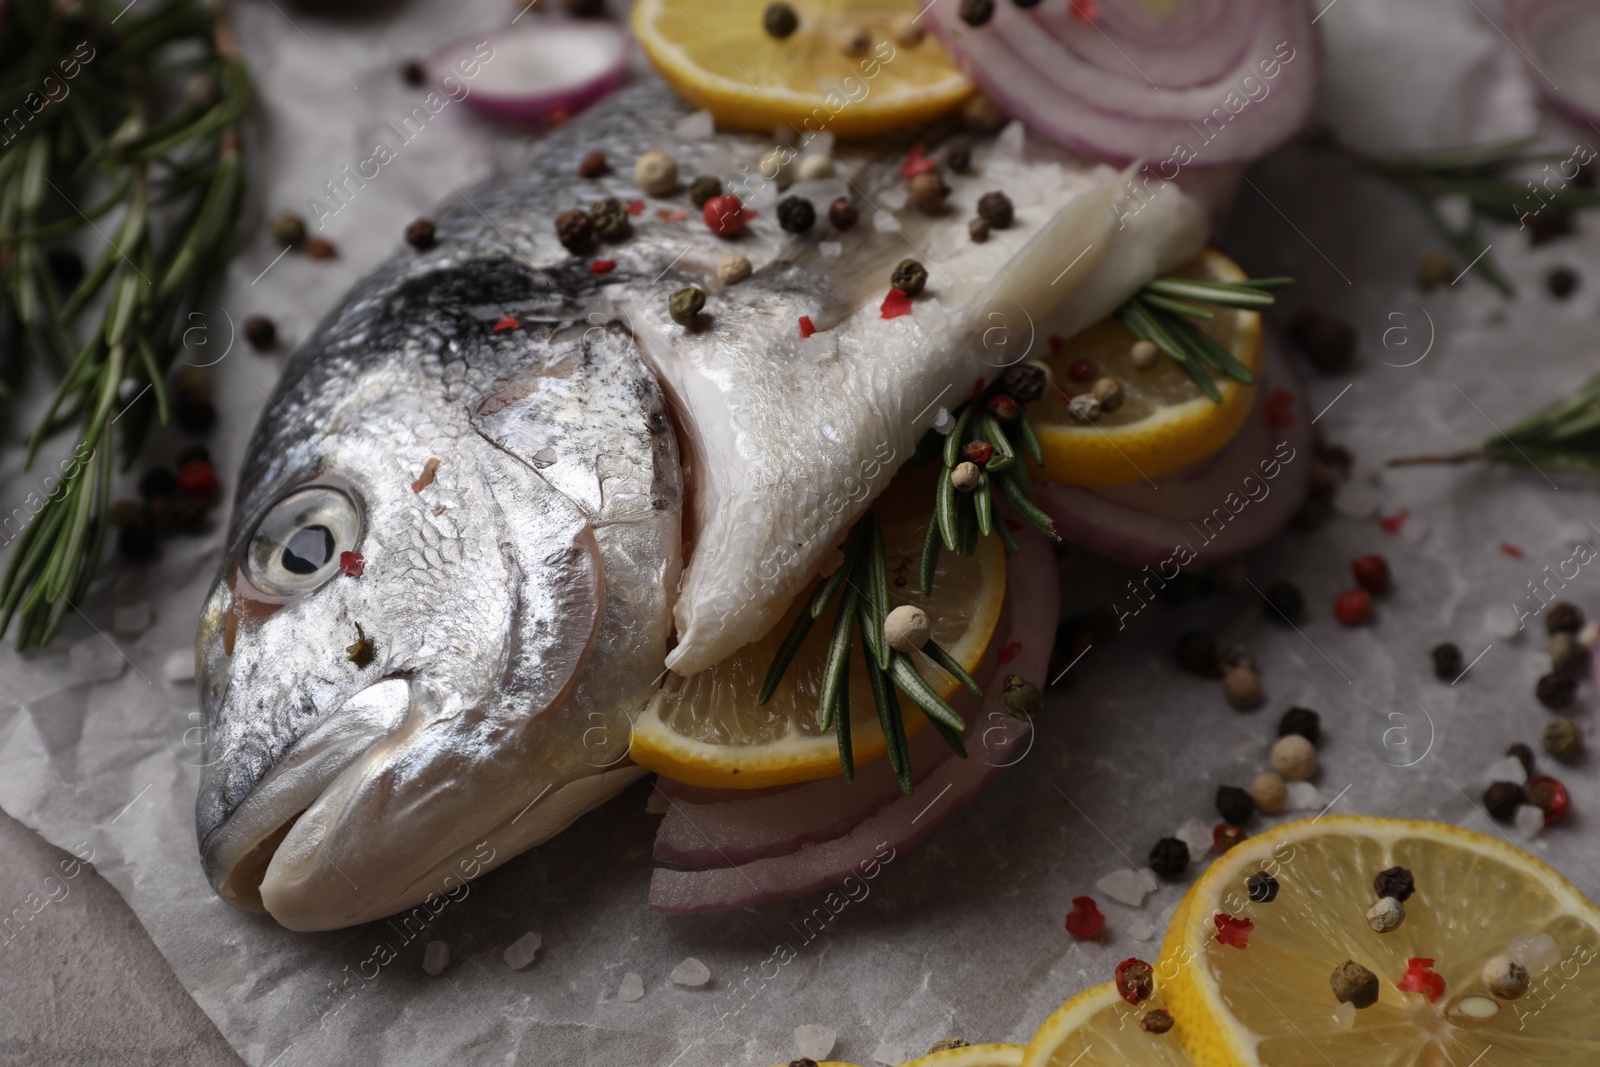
[3,1,1600,1064]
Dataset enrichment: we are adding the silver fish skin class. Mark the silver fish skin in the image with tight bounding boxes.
[197,76,1208,930]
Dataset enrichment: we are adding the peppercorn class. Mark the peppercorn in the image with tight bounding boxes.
[138,468,177,498]
[1175,630,1218,675]
[967,218,991,243]
[1331,961,1380,1009]
[1374,866,1415,902]
[1547,601,1584,634]
[270,211,307,249]
[1547,265,1580,300]
[1213,822,1247,852]
[1288,307,1355,374]
[176,444,209,467]
[688,176,722,210]
[777,195,816,234]
[400,58,427,87]
[579,151,608,178]
[118,520,159,563]
[243,315,276,351]
[884,604,931,653]
[1001,674,1044,719]
[174,393,217,434]
[1550,631,1590,677]
[962,93,1006,132]
[1503,743,1536,781]
[1263,581,1305,623]
[950,461,981,492]
[1431,642,1462,680]
[986,394,1019,422]
[634,150,679,196]
[1483,955,1530,1000]
[1278,706,1321,746]
[962,440,993,465]
[717,253,752,287]
[999,360,1049,404]
[555,209,595,253]
[828,197,858,230]
[762,1,798,37]
[976,191,1014,230]
[796,155,834,181]
[562,0,603,15]
[1138,1010,1173,1035]
[1130,339,1160,370]
[704,195,745,236]
[835,24,871,57]
[892,14,926,46]
[1068,359,1096,382]
[1543,717,1584,764]
[669,286,705,327]
[1115,958,1154,1005]
[1246,870,1279,903]
[1090,376,1124,413]
[945,141,972,174]
[958,0,994,25]
[1416,251,1454,290]
[909,171,949,214]
[305,236,337,260]
[1526,775,1570,822]
[590,197,633,242]
[1536,671,1577,710]
[1216,785,1255,827]
[789,1060,818,1067]
[1249,772,1287,815]
[1149,837,1189,879]
[1334,587,1372,625]
[1271,734,1318,782]
[1223,667,1264,711]
[108,499,142,528]
[1351,554,1390,595]
[1068,395,1101,422]
[1484,780,1526,822]
[1366,896,1405,933]
[890,258,929,297]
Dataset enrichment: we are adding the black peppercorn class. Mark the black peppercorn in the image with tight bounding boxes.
[968,217,991,242]
[976,190,1014,229]
[945,140,971,174]
[1547,265,1580,300]
[47,247,84,292]
[400,58,426,87]
[890,258,929,297]
[404,217,436,251]
[1373,865,1415,902]
[689,176,723,210]
[1277,706,1321,747]
[556,208,595,253]
[118,520,159,563]
[138,468,177,498]
[1507,742,1536,779]
[1287,308,1355,374]
[1216,785,1255,827]
[998,361,1049,404]
[243,315,276,351]
[828,197,858,231]
[1546,602,1584,634]
[1536,671,1577,710]
[788,1060,818,1067]
[1139,1010,1174,1035]
[1263,580,1305,623]
[777,195,816,234]
[763,2,799,38]
[1149,837,1189,878]
[1527,209,1575,246]
[1431,642,1462,681]
[174,393,217,434]
[958,0,995,25]
[1246,870,1279,903]
[579,151,608,179]
[1175,630,1218,675]
[1484,780,1525,822]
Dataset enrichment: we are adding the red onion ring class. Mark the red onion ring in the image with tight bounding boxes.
[920,0,1319,166]
[647,527,1058,915]
[426,22,629,127]
[1036,333,1312,569]
[1507,0,1600,129]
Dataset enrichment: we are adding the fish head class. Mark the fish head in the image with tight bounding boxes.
[194,360,612,930]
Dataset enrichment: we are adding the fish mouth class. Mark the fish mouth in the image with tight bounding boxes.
[202,677,412,915]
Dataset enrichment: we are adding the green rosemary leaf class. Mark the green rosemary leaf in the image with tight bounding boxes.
[927,717,968,759]
[994,512,1020,554]
[936,466,961,552]
[956,489,978,557]
[943,404,974,468]
[809,524,862,619]
[834,656,855,781]
[1236,276,1295,291]
[757,606,816,705]
[982,412,1016,473]
[1145,276,1275,308]
[1118,300,1189,366]
[1140,292,1215,320]
[973,471,994,538]
[1169,314,1257,385]
[819,580,857,730]
[863,647,908,781]
[1017,411,1044,468]
[1003,431,1032,496]
[889,652,966,732]
[994,469,1058,541]
[861,513,891,672]
[918,512,941,596]
[922,638,982,696]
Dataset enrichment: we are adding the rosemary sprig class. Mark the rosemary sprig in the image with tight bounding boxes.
[1115,274,1292,404]
[0,0,248,648]
[1388,371,1600,473]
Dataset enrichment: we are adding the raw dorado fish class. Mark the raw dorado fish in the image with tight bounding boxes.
[195,76,1210,930]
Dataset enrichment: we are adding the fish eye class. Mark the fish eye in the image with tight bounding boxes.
[243,486,360,599]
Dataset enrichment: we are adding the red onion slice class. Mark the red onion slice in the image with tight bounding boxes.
[920,0,1318,166]
[1037,334,1312,569]
[1507,0,1600,128]
[647,528,1058,915]
[427,22,629,127]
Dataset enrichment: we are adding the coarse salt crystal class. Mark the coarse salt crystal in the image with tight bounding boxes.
[1509,933,1560,975]
[69,638,126,683]
[1483,604,1524,641]
[1129,920,1157,942]
[673,109,715,139]
[422,940,448,976]
[873,1041,907,1065]
[1486,755,1528,786]
[879,185,909,211]
[794,1024,837,1060]
[932,407,955,434]
[1095,868,1154,907]
[1175,817,1212,858]
[645,790,670,814]
[617,972,644,1002]
[670,956,710,987]
[1332,478,1382,519]
[503,931,542,970]
[1331,1001,1357,1029]
[818,240,842,259]
[1285,781,1324,812]
[112,602,150,635]
[164,649,196,684]
[1514,804,1545,840]
[995,120,1026,158]
[804,131,836,158]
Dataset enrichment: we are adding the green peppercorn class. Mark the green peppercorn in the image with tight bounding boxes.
[1331,960,1379,1009]
[689,175,723,210]
[1543,717,1584,764]
[590,197,633,242]
[669,286,705,327]
[270,211,307,249]
[1000,674,1043,719]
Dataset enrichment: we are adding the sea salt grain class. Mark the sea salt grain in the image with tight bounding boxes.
[1331,1002,1357,1029]
[164,649,196,683]
[670,956,710,986]
[794,1024,837,1060]
[673,109,715,139]
[1514,804,1546,840]
[1509,933,1560,975]
[422,941,449,976]
[112,602,150,635]
[1483,604,1524,641]
[1129,920,1157,942]
[818,241,842,258]
[995,120,1025,159]
[617,972,644,1002]
[1175,817,1212,858]
[69,638,126,683]
[1486,755,1528,786]
[1096,868,1154,907]
[503,932,542,970]
[1285,781,1325,812]
[874,1041,907,1065]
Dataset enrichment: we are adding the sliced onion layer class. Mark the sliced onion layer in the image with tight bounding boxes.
[920,0,1319,166]
[1037,333,1312,569]
[427,22,629,127]
[647,525,1058,915]
[1508,0,1600,129]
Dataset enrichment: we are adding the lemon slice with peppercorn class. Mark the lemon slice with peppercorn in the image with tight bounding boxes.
[1030,249,1263,487]
[1156,815,1600,1066]
[631,0,973,139]
[629,467,1004,789]
[1023,982,1193,1067]
[906,1042,1025,1067]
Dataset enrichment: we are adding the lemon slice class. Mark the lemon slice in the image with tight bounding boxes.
[629,469,1005,788]
[1023,983,1193,1067]
[908,1043,1025,1067]
[1032,249,1263,487]
[1157,815,1600,1066]
[632,0,973,138]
